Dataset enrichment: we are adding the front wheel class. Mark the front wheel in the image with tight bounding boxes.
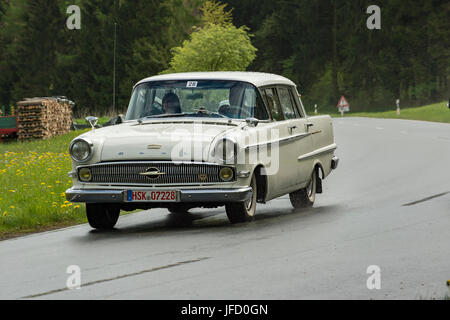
[86,203,120,230]
[289,169,317,209]
[225,174,257,224]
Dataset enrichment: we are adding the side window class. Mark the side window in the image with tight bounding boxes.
[264,88,284,121]
[254,92,269,120]
[240,87,255,118]
[277,87,299,119]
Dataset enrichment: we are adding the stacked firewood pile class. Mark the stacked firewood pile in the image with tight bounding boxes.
[16,97,74,140]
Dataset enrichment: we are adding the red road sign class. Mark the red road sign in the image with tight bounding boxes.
[337,96,350,111]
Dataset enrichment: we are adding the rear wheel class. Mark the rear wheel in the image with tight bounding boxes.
[225,174,257,224]
[289,169,317,209]
[86,203,120,230]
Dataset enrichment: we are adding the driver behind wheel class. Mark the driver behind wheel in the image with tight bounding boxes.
[162,92,182,114]
[218,99,233,117]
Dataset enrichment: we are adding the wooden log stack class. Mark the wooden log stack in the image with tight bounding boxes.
[16,97,73,140]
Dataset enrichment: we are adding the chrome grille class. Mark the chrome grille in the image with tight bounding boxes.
[78,161,235,185]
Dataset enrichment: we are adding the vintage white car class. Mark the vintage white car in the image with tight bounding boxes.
[66,72,338,229]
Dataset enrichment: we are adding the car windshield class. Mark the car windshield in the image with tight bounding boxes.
[125,80,269,121]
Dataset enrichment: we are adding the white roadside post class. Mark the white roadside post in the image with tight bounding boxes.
[396,99,400,115]
[314,104,318,114]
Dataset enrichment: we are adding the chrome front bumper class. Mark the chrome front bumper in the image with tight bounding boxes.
[65,187,253,203]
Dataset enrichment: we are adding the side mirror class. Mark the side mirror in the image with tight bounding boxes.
[245,117,259,127]
[85,116,98,130]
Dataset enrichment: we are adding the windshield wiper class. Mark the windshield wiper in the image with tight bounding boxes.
[142,113,188,119]
[193,107,229,118]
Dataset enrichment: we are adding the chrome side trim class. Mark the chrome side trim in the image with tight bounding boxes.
[297,143,337,161]
[245,132,311,151]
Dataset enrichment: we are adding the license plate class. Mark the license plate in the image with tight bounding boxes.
[126,190,179,202]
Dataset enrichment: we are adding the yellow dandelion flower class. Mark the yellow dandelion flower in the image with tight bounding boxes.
[50,192,55,195]
[9,190,15,193]
[41,182,45,185]
[74,205,80,209]
[47,186,52,188]
[9,206,15,209]
[68,203,73,207]
[2,211,6,217]
[61,204,66,208]
[64,200,69,204]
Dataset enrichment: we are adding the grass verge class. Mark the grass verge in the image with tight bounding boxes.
[0,130,91,240]
[314,101,450,123]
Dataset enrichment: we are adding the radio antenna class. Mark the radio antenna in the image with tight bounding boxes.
[113,22,117,114]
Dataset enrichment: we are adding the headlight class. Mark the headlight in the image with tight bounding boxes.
[78,168,92,182]
[214,138,237,163]
[219,167,234,182]
[70,139,93,162]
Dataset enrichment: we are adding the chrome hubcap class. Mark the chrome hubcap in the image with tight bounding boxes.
[245,179,255,212]
[307,172,315,198]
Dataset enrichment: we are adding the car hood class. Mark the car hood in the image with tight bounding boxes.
[86,120,240,162]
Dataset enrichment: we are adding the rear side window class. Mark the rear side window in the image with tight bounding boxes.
[264,88,284,121]
[277,87,299,119]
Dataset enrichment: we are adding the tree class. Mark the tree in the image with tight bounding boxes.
[163,1,256,73]
[8,0,64,102]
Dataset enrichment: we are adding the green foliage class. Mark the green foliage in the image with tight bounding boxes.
[164,23,256,73]
[0,0,448,115]
[200,0,233,26]
[0,0,202,117]
[163,0,256,73]
[224,0,450,112]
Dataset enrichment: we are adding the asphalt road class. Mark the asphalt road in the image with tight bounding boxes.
[0,117,449,300]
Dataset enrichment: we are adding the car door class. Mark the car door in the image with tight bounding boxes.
[261,87,307,194]
[276,86,315,186]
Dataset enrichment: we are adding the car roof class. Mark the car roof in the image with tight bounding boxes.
[134,71,296,88]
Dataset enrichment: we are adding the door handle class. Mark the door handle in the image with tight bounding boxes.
[288,125,297,134]
[305,123,314,130]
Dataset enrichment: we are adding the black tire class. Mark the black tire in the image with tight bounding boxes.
[225,174,257,224]
[289,169,317,209]
[86,203,120,230]
[167,204,190,214]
